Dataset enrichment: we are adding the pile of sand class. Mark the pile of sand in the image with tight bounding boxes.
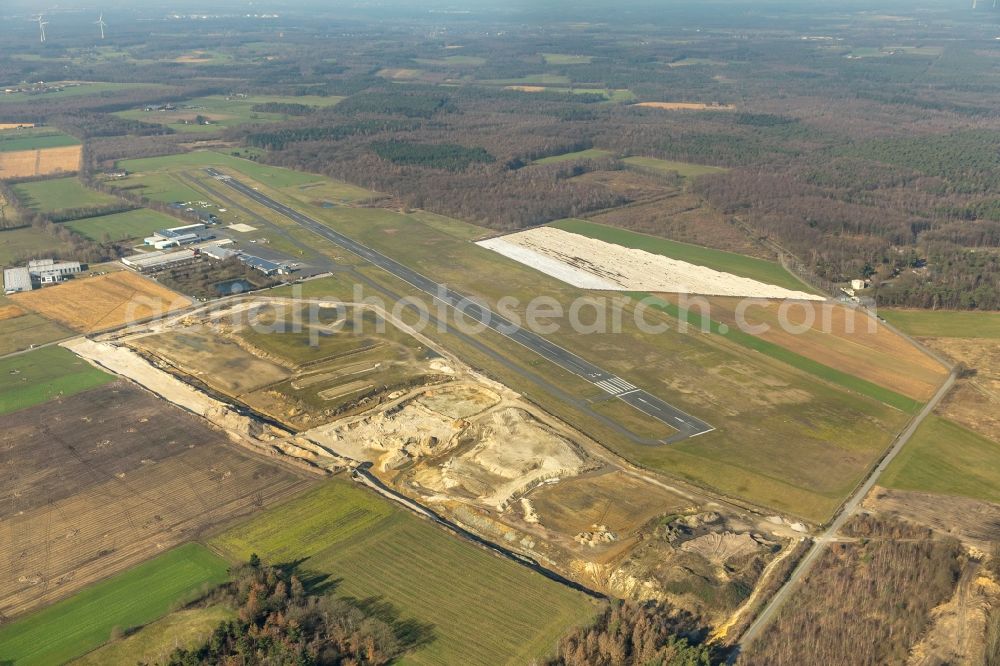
[478,227,823,300]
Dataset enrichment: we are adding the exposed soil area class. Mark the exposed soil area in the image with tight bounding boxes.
[0,382,313,619]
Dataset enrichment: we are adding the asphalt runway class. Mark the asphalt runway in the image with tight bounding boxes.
[206,168,713,442]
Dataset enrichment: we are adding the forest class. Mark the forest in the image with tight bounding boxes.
[1,1,998,312]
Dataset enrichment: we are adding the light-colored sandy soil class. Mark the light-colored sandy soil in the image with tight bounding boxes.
[921,337,1000,442]
[13,272,190,333]
[864,486,1000,553]
[907,562,997,666]
[478,227,823,299]
[0,145,81,179]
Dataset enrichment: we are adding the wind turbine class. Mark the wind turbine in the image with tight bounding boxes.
[95,12,107,39]
[35,14,48,43]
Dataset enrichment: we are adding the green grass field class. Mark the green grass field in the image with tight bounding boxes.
[12,178,117,214]
[881,416,1000,503]
[71,607,235,666]
[880,308,1000,339]
[210,480,598,665]
[108,172,206,204]
[0,543,229,666]
[0,345,113,415]
[0,311,73,356]
[64,208,178,241]
[534,148,614,165]
[0,226,72,266]
[551,217,811,292]
[117,151,322,189]
[0,129,80,152]
[622,156,728,178]
[541,53,593,65]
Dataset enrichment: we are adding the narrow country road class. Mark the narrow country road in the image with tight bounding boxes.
[734,367,957,654]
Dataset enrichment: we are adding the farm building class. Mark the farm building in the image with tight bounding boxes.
[144,223,214,250]
[4,259,83,293]
[122,248,198,272]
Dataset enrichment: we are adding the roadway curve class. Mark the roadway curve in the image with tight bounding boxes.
[734,368,957,655]
[205,168,713,442]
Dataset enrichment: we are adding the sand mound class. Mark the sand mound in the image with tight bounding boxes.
[478,227,822,300]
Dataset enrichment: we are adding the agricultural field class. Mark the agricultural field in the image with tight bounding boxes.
[64,208,179,242]
[0,128,82,179]
[644,295,923,413]
[622,156,728,178]
[688,297,947,402]
[0,544,229,666]
[114,94,344,133]
[548,218,811,292]
[12,177,117,214]
[533,148,614,165]
[0,345,111,415]
[0,380,314,618]
[881,416,1000,504]
[880,308,1000,339]
[0,128,79,152]
[12,271,191,333]
[0,226,72,265]
[210,479,599,665]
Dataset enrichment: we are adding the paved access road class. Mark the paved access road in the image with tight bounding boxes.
[206,168,713,442]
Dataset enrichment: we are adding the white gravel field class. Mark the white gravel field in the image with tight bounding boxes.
[477,227,823,300]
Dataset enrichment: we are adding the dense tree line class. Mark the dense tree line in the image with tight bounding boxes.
[738,516,962,666]
[333,92,454,119]
[544,600,714,666]
[244,120,419,151]
[370,141,495,171]
[50,112,174,139]
[161,558,404,665]
[250,102,315,116]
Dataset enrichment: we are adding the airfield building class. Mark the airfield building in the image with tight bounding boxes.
[122,249,198,272]
[3,267,32,294]
[144,223,214,250]
[239,254,287,276]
